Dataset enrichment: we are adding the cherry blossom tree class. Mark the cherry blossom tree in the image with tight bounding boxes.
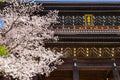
[0,0,63,80]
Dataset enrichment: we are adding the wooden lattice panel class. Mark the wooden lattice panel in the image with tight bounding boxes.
[48,47,120,58]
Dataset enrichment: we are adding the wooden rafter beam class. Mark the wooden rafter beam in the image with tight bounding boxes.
[57,58,120,70]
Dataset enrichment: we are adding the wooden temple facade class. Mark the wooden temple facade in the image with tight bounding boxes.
[44,2,120,80]
[1,1,120,80]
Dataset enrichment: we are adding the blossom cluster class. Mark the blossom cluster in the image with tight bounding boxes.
[0,0,63,80]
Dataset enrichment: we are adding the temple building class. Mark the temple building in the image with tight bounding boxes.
[1,0,120,80]
[42,1,120,80]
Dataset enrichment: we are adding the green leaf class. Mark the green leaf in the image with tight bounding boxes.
[0,46,9,56]
[0,0,3,2]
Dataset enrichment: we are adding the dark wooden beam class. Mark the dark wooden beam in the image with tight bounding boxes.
[57,58,120,70]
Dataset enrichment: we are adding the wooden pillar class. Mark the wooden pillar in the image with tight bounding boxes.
[112,59,120,80]
[73,59,79,80]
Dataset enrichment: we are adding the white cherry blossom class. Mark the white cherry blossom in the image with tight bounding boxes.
[0,0,63,80]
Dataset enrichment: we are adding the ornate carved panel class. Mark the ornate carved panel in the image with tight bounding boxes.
[47,47,120,58]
